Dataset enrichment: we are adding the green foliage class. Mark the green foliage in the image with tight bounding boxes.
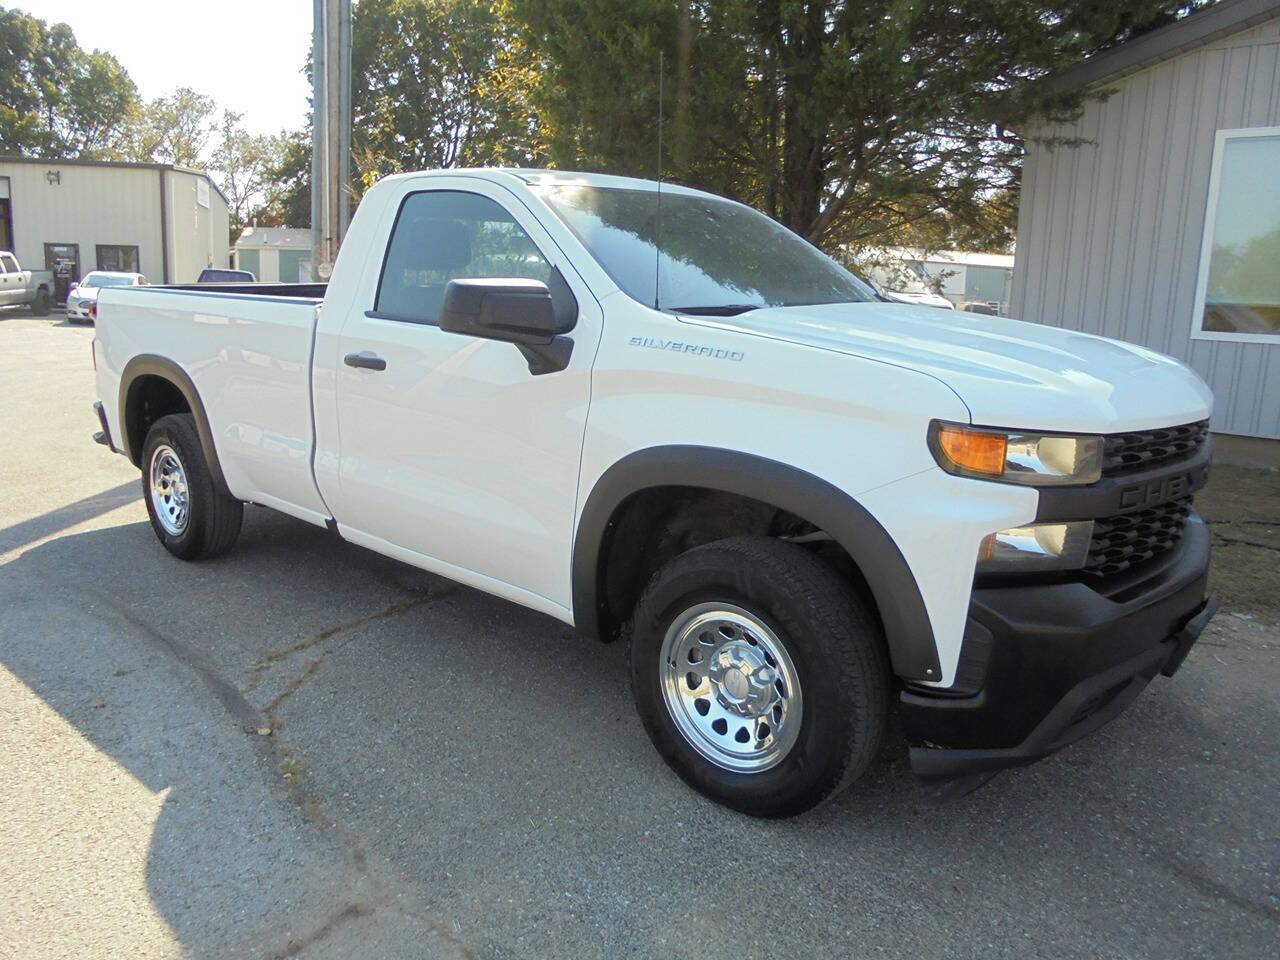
[209,111,294,244]
[125,87,217,166]
[511,0,1207,251]
[255,129,313,229]
[0,4,140,158]
[350,0,539,190]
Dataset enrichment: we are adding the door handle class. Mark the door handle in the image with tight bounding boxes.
[344,351,387,371]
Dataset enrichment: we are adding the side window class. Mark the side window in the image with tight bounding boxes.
[0,255,17,274]
[375,190,554,324]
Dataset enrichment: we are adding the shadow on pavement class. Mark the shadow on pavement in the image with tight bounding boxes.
[2,505,1278,958]
[0,480,138,555]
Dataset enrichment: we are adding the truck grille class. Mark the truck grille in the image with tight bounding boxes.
[1083,496,1192,577]
[1102,421,1209,476]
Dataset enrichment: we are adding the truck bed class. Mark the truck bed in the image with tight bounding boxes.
[95,284,331,525]
[160,282,328,299]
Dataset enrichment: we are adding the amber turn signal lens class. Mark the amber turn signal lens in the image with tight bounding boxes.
[936,426,1007,477]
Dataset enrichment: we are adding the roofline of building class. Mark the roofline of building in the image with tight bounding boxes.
[1050,0,1280,92]
[0,154,229,206]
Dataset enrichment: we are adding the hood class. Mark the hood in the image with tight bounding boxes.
[685,302,1213,434]
[73,287,102,302]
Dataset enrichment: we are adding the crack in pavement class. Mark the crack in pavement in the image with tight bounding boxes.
[247,588,458,694]
[1212,532,1280,554]
[97,594,269,741]
[1159,856,1280,926]
[92,587,478,959]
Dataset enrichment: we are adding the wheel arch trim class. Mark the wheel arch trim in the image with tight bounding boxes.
[571,445,942,682]
[118,353,231,497]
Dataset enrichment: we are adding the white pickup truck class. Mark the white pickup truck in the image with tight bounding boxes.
[0,251,53,315]
[93,169,1218,817]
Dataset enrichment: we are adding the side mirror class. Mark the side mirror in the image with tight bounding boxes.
[68,282,78,292]
[439,277,575,374]
[440,277,571,342]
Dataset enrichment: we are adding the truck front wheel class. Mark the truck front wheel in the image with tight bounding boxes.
[629,536,890,818]
[141,414,243,560]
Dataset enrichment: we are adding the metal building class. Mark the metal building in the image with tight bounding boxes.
[1011,0,1280,440]
[234,227,313,283]
[0,156,230,302]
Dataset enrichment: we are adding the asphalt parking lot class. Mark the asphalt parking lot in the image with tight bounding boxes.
[1,312,1277,959]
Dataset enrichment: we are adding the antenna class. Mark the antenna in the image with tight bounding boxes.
[653,50,664,310]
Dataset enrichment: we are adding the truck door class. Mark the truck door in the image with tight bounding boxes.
[316,179,602,616]
[0,253,20,306]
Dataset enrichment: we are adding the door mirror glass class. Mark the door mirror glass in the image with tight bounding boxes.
[440,278,568,343]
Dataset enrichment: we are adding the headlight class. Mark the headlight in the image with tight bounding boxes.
[929,421,1103,486]
[977,520,1094,573]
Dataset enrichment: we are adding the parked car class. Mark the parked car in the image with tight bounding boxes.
[91,169,1217,817]
[196,268,256,283]
[0,251,53,315]
[66,271,147,323]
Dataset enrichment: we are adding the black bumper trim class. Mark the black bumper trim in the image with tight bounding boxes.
[909,594,1217,781]
[1034,438,1211,522]
[92,401,120,454]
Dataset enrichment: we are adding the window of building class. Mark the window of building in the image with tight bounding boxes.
[375,191,553,324]
[1192,128,1280,343]
[96,244,140,273]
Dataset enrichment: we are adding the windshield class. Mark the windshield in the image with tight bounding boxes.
[80,274,134,288]
[536,185,876,313]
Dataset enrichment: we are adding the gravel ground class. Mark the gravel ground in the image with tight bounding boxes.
[1,313,1277,959]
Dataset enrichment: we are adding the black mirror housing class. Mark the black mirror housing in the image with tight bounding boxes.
[439,277,571,344]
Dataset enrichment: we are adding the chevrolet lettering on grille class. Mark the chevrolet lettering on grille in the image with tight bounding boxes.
[1119,472,1196,510]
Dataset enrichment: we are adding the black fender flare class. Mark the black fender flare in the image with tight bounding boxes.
[118,354,232,497]
[571,446,942,682]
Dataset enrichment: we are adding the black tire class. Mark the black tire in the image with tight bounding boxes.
[31,289,50,317]
[141,413,242,560]
[629,536,891,818]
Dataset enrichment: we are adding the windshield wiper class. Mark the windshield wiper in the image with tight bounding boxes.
[670,304,762,316]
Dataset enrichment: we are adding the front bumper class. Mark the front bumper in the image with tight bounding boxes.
[902,515,1215,781]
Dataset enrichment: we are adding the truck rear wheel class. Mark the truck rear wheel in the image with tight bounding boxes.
[629,536,890,818]
[141,413,242,560]
[31,289,50,317]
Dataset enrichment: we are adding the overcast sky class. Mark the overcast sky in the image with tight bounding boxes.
[17,0,313,136]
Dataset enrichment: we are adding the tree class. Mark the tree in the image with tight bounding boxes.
[251,128,311,228]
[126,87,216,166]
[511,0,1207,252]
[350,0,538,190]
[209,111,290,244]
[0,5,140,158]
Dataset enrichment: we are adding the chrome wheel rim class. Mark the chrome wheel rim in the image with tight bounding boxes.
[659,602,803,773]
[149,444,189,536]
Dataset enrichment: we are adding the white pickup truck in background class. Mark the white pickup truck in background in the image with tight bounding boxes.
[0,251,53,316]
[92,169,1218,817]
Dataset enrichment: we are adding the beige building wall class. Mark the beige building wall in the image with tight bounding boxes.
[164,169,231,283]
[0,159,231,288]
[0,161,164,280]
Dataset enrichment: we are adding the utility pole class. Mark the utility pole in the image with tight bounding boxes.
[311,0,351,281]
